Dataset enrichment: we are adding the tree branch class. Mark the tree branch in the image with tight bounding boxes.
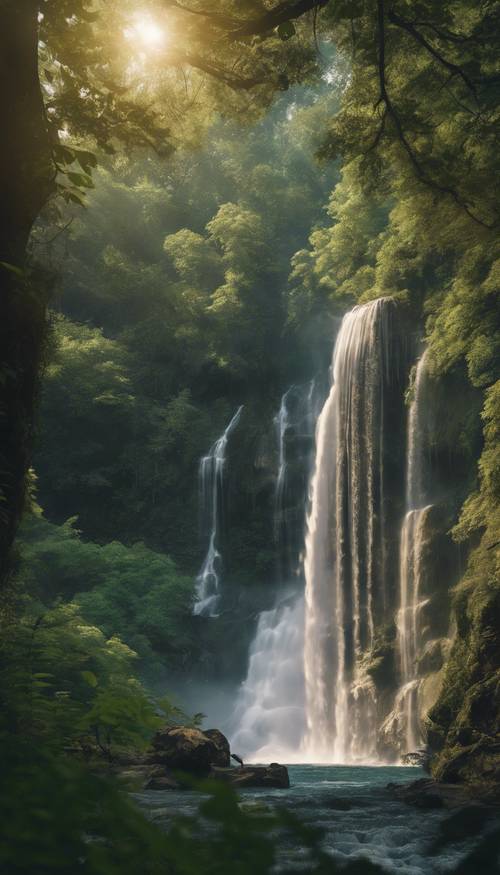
[374,0,492,228]
[228,0,329,40]
[387,9,478,103]
[168,51,267,90]
[163,0,328,39]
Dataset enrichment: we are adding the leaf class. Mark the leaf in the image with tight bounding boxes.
[74,150,98,171]
[65,191,86,206]
[81,670,98,687]
[67,172,93,188]
[0,261,25,277]
[277,21,295,40]
[53,144,76,165]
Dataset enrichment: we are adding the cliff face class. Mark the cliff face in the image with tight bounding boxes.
[424,371,500,794]
[426,536,500,796]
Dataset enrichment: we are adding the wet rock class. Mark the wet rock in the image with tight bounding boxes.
[210,763,290,789]
[148,725,230,775]
[145,774,182,791]
[387,778,477,809]
[402,749,430,767]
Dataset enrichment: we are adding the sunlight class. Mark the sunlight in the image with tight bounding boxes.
[124,14,168,50]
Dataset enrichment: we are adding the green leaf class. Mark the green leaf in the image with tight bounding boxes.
[53,144,76,165]
[67,172,93,188]
[65,191,86,206]
[81,670,98,687]
[0,260,24,277]
[277,21,295,40]
[74,150,98,171]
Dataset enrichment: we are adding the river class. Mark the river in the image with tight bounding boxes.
[133,764,492,873]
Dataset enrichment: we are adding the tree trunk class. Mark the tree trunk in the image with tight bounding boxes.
[0,1,54,586]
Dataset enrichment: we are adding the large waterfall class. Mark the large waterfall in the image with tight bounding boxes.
[194,406,243,617]
[231,299,402,762]
[394,350,431,753]
[303,298,394,763]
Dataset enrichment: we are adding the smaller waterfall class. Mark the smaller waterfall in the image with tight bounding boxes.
[274,381,323,580]
[395,350,431,753]
[274,387,292,552]
[230,596,306,761]
[194,406,243,617]
[230,380,322,759]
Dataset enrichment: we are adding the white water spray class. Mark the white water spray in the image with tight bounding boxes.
[194,406,243,617]
[230,596,306,761]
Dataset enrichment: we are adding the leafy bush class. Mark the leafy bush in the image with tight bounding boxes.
[17,515,197,676]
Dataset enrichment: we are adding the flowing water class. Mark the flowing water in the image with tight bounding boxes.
[274,381,322,581]
[194,406,243,617]
[303,298,394,763]
[231,381,323,760]
[230,595,306,762]
[135,765,484,873]
[393,350,432,753]
[231,299,401,762]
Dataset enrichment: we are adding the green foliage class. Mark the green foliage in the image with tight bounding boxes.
[17,515,196,675]
[1,740,394,875]
[0,601,161,754]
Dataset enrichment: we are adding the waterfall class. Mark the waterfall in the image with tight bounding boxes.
[274,381,321,580]
[193,406,243,617]
[230,595,306,761]
[230,381,321,759]
[394,350,431,753]
[303,298,394,763]
[274,386,292,571]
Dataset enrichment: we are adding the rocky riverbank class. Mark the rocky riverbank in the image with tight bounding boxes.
[115,725,290,791]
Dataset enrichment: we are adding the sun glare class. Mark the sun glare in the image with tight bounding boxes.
[124,14,167,50]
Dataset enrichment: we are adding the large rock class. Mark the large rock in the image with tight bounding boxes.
[148,726,230,775]
[209,762,290,789]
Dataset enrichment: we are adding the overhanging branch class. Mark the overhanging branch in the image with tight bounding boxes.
[229,0,329,40]
[374,0,492,228]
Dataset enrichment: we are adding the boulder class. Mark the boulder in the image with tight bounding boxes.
[209,762,290,789]
[145,774,182,791]
[148,725,230,775]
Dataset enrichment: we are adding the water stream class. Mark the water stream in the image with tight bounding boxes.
[393,350,432,753]
[303,298,394,762]
[194,406,243,617]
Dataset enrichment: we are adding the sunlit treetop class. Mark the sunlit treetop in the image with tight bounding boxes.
[37,0,499,229]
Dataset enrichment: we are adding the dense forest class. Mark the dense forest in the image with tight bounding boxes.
[1,1,499,872]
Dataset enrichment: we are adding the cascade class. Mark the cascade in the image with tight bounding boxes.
[230,382,321,758]
[274,381,321,580]
[193,406,243,617]
[230,595,306,761]
[303,298,394,763]
[394,350,431,753]
[274,386,292,571]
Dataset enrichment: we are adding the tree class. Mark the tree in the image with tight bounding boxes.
[1,0,498,590]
